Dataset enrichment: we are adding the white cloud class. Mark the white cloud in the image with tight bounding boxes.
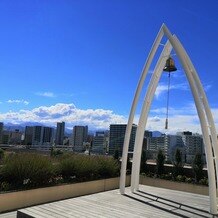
[7,99,29,105]
[154,82,189,99]
[0,103,127,130]
[170,70,185,79]
[131,113,209,134]
[203,84,212,91]
[146,114,202,134]
[147,105,218,134]
[0,103,217,133]
[149,116,161,122]
[151,103,197,116]
[154,84,169,98]
[154,80,212,99]
[36,92,56,98]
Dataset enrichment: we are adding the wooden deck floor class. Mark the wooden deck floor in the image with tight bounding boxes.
[2,185,216,218]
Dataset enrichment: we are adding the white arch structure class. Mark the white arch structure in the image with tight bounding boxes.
[120,24,218,214]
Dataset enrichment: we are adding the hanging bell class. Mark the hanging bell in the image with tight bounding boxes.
[163,57,177,72]
[163,57,177,130]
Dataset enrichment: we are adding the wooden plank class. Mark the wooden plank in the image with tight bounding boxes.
[16,185,214,218]
[0,211,17,218]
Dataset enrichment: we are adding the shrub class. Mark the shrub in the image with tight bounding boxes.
[146,172,155,178]
[0,148,4,160]
[199,177,208,186]
[0,182,11,191]
[175,175,186,182]
[51,148,63,157]
[163,173,173,180]
[185,177,193,183]
[73,155,100,181]
[141,172,146,177]
[1,153,54,189]
[173,148,183,177]
[28,155,54,186]
[1,154,28,188]
[192,153,204,182]
[59,154,120,182]
[140,149,147,174]
[59,156,77,181]
[113,147,120,161]
[97,156,119,178]
[156,149,165,176]
[0,152,121,191]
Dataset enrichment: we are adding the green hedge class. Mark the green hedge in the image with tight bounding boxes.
[59,154,119,182]
[0,153,120,192]
[0,153,54,190]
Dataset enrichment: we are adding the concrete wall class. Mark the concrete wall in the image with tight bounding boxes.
[0,176,131,213]
[140,176,208,196]
[0,175,209,213]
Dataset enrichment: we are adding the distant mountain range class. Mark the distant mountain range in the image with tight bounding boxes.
[4,122,45,132]
[152,131,163,137]
[3,122,163,136]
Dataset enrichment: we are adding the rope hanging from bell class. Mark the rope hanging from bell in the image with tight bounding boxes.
[163,56,177,129]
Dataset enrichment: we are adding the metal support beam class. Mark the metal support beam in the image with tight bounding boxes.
[131,40,172,192]
[120,24,218,214]
[119,24,165,194]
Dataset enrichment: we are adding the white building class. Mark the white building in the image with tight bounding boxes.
[177,132,204,164]
[92,131,108,154]
[147,134,184,162]
[147,132,204,163]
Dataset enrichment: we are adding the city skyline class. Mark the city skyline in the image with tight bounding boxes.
[0,1,217,133]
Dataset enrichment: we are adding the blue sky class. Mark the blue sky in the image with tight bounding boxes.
[0,0,217,133]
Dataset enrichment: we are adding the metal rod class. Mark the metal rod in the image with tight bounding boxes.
[165,72,171,129]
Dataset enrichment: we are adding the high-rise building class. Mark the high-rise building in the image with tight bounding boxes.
[55,122,65,145]
[25,126,54,146]
[143,130,152,150]
[144,130,152,138]
[178,132,204,164]
[147,135,184,161]
[1,130,10,144]
[72,125,88,152]
[92,131,107,154]
[9,129,22,145]
[24,126,34,145]
[32,126,44,146]
[147,132,204,163]
[42,127,54,145]
[109,124,137,156]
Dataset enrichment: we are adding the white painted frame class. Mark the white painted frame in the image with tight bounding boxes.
[120,24,218,214]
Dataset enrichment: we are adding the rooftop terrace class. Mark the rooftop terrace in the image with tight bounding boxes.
[1,184,214,218]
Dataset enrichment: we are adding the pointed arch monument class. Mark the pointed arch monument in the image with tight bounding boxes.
[120,24,218,214]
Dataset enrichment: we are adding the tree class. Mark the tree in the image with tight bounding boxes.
[140,149,147,173]
[156,149,165,176]
[50,147,63,157]
[0,148,4,160]
[173,148,183,176]
[192,153,204,182]
[113,147,119,161]
[126,155,132,174]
